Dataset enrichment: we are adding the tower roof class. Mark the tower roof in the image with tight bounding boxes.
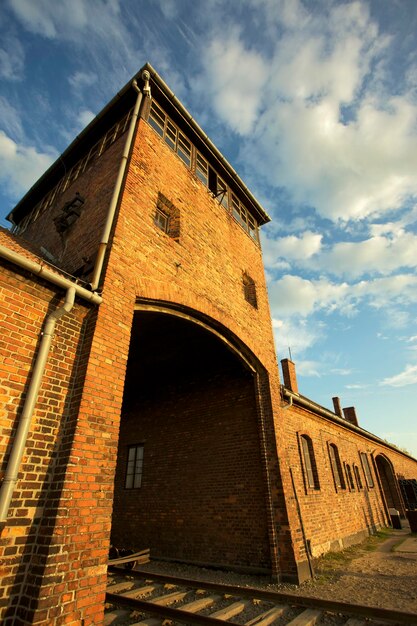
[8,63,271,227]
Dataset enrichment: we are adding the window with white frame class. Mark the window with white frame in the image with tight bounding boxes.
[125,444,144,489]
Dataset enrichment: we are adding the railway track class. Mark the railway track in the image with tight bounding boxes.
[105,567,417,625]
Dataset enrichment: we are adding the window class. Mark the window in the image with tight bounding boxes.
[196,152,208,186]
[148,100,165,136]
[146,100,260,244]
[345,463,355,490]
[242,273,257,308]
[354,464,363,490]
[154,207,169,233]
[300,435,320,490]
[360,452,374,488]
[177,132,191,166]
[125,444,144,489]
[232,195,259,242]
[155,193,180,240]
[328,443,346,490]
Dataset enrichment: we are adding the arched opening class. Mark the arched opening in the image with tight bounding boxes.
[375,454,404,517]
[110,307,272,572]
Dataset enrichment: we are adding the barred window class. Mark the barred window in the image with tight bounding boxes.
[125,444,144,489]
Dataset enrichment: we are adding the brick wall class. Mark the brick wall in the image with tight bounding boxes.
[19,134,125,277]
[0,246,93,624]
[282,398,417,559]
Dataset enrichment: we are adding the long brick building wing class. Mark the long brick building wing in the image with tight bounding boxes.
[1,63,416,625]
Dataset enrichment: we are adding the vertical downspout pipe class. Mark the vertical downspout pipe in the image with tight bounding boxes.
[0,287,76,523]
[89,71,151,291]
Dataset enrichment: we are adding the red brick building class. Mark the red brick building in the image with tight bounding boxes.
[1,63,416,624]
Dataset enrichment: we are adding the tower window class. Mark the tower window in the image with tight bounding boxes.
[154,193,180,240]
[154,207,169,233]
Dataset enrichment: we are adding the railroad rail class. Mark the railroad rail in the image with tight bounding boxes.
[105,567,417,625]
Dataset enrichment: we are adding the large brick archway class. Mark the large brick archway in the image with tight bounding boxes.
[375,454,405,516]
[110,305,274,573]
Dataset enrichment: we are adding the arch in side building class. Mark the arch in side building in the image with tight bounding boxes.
[110,301,278,575]
[374,453,405,518]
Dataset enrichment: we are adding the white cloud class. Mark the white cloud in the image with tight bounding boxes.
[7,0,138,92]
[296,360,321,377]
[0,33,25,80]
[199,1,417,223]
[0,98,23,140]
[68,71,97,92]
[0,130,56,197]
[380,364,417,388]
[262,230,322,268]
[197,31,268,135]
[272,316,323,356]
[7,0,89,38]
[310,231,417,278]
[268,273,417,318]
[77,109,96,128]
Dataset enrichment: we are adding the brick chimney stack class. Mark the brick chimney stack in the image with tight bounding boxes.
[343,406,359,426]
[332,396,343,417]
[281,359,299,394]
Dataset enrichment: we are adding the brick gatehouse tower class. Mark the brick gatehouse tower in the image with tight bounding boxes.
[1,64,417,624]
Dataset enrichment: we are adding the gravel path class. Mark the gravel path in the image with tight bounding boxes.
[136,527,417,615]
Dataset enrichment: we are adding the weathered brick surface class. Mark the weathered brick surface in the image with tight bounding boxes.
[282,387,417,560]
[19,136,125,276]
[113,356,271,571]
[0,244,93,624]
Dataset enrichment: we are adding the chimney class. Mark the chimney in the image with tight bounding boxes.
[343,406,358,426]
[332,396,343,417]
[281,359,298,394]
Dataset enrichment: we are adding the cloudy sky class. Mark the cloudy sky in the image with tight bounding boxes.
[1,0,417,457]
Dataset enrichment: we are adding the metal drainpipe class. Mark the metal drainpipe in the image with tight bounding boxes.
[0,287,76,523]
[89,70,151,291]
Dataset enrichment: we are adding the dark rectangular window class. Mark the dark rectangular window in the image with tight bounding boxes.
[125,444,144,489]
[345,463,355,490]
[360,452,374,488]
[354,464,363,490]
[329,443,346,490]
[300,434,320,490]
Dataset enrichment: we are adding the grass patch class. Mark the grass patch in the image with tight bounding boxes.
[314,528,394,575]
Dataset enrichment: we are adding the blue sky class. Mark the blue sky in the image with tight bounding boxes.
[1,0,417,457]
